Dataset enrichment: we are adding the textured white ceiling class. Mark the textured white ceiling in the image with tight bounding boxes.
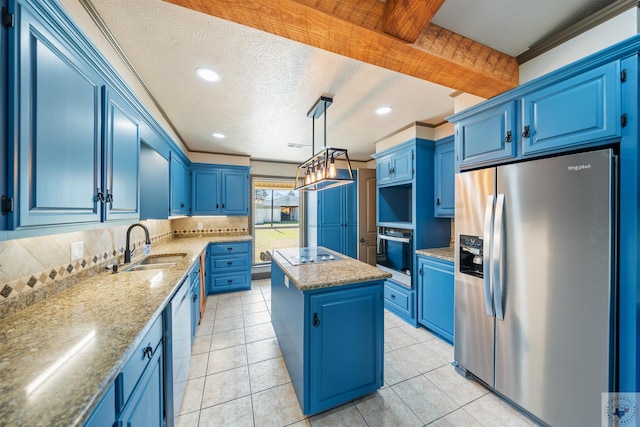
[80,0,615,164]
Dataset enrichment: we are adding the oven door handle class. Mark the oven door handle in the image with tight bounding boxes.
[377,234,411,243]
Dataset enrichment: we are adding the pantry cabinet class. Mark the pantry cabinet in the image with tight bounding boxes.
[317,176,357,258]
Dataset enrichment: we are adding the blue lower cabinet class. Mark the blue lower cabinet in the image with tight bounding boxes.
[190,269,201,340]
[116,316,163,426]
[207,241,252,293]
[117,345,163,427]
[271,261,383,415]
[83,383,115,427]
[417,256,454,343]
[384,280,416,326]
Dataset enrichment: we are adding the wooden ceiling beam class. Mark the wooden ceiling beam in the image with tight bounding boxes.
[164,0,518,98]
[383,0,446,42]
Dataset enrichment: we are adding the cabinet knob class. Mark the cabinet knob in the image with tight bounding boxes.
[313,313,320,327]
[390,294,396,300]
[216,203,219,209]
[226,247,233,251]
[222,203,225,208]
[97,189,105,203]
[227,261,233,266]
[522,125,531,138]
[436,198,441,206]
[106,192,113,203]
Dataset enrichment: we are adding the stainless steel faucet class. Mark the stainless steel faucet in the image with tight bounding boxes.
[124,223,151,263]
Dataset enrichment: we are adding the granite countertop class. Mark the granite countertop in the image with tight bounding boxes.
[0,234,251,426]
[416,247,455,262]
[271,247,391,291]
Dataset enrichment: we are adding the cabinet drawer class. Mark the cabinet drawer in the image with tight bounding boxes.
[212,272,250,289]
[209,241,250,255]
[211,254,249,271]
[384,283,411,312]
[117,315,163,412]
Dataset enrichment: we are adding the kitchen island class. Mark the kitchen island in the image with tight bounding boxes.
[270,247,391,415]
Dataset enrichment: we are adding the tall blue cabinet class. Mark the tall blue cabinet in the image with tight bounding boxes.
[317,173,357,258]
[372,139,451,326]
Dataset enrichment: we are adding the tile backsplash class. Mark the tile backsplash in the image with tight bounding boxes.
[0,216,249,319]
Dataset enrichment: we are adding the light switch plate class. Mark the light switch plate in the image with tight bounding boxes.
[71,241,84,261]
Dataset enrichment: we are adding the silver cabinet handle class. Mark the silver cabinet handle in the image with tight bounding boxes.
[483,195,495,317]
[492,194,505,321]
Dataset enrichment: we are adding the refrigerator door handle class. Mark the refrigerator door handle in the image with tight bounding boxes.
[483,194,495,317]
[493,193,505,320]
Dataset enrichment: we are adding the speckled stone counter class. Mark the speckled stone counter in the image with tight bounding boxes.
[270,247,391,291]
[0,234,251,426]
[416,247,455,263]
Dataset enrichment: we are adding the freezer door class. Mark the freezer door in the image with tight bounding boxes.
[495,149,614,427]
[454,167,496,386]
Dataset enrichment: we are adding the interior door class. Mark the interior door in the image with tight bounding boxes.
[357,168,377,265]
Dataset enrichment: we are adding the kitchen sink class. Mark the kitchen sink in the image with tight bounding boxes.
[121,253,187,272]
[138,253,187,265]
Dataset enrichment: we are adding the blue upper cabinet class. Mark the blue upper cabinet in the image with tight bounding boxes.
[139,143,169,220]
[521,61,620,156]
[221,169,249,215]
[192,164,250,216]
[192,167,220,215]
[170,154,190,215]
[15,4,103,227]
[375,146,414,187]
[102,87,140,221]
[456,101,518,169]
[434,137,455,218]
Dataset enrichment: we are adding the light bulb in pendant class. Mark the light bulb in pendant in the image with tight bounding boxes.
[328,156,337,178]
[305,170,311,185]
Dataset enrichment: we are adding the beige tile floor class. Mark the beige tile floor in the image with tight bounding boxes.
[176,279,542,427]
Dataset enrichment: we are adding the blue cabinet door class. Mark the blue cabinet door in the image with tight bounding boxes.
[170,155,188,215]
[103,88,140,221]
[84,383,115,427]
[457,101,517,169]
[434,138,455,218]
[309,284,383,414]
[417,256,454,343]
[221,170,249,215]
[16,6,102,227]
[318,186,343,253]
[140,143,169,220]
[521,61,620,156]
[117,345,163,427]
[390,147,413,184]
[375,155,394,186]
[317,179,357,258]
[192,168,220,215]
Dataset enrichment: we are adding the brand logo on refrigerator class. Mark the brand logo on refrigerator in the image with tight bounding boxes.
[567,163,592,172]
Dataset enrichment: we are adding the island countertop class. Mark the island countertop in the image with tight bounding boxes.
[0,234,251,426]
[270,247,391,291]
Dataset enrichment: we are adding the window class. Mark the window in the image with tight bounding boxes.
[252,178,301,264]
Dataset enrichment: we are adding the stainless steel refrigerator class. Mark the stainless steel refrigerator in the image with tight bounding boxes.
[454,148,616,427]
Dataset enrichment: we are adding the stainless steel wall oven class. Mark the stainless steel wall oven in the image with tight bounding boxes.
[376,227,413,288]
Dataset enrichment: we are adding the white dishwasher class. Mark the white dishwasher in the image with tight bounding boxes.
[171,278,191,420]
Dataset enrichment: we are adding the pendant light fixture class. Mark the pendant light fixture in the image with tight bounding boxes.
[294,96,354,191]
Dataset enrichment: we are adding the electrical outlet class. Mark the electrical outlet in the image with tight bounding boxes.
[71,241,84,261]
[197,222,203,230]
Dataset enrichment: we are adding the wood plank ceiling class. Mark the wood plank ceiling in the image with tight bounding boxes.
[163,0,519,99]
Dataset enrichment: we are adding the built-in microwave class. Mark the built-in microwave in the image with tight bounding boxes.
[376,227,413,288]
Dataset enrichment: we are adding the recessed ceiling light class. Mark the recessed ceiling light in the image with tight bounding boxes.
[375,106,393,115]
[196,67,220,82]
[212,133,225,139]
